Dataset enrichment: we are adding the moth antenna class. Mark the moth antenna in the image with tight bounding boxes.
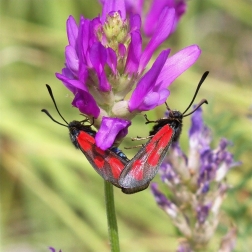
[182,71,209,115]
[183,99,208,117]
[45,84,69,125]
[41,109,68,127]
[165,102,171,111]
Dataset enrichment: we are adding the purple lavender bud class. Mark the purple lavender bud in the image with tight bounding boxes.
[196,204,211,224]
[151,183,173,208]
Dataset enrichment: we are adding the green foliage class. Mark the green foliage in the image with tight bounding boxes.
[0,0,251,251]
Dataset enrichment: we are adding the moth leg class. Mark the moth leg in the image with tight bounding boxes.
[144,114,157,124]
[79,114,95,126]
[131,135,153,141]
[124,144,144,150]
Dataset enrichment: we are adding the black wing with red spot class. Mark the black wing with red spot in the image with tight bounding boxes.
[74,129,129,188]
[118,124,174,194]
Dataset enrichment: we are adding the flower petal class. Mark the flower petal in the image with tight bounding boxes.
[139,7,175,71]
[151,183,175,211]
[189,106,204,137]
[95,117,131,150]
[56,73,88,92]
[156,45,201,89]
[124,0,143,15]
[65,45,79,75]
[78,16,91,63]
[107,47,117,74]
[99,70,111,92]
[101,0,126,23]
[118,43,126,58]
[67,15,78,47]
[129,49,170,112]
[125,30,142,74]
[72,90,100,118]
[129,13,141,32]
[156,89,170,106]
[137,92,160,111]
[89,42,107,70]
[89,42,111,91]
[144,1,173,36]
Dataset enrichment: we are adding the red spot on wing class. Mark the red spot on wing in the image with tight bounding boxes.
[146,125,174,166]
[129,160,144,180]
[147,150,161,166]
[94,146,105,156]
[94,156,105,169]
[109,157,125,179]
[146,140,155,152]
[157,126,173,148]
[77,131,95,151]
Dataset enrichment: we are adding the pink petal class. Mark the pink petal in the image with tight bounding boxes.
[101,0,126,23]
[156,45,201,89]
[67,15,78,47]
[95,117,131,150]
[139,7,175,72]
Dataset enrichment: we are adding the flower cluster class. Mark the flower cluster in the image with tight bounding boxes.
[151,107,240,251]
[56,0,200,150]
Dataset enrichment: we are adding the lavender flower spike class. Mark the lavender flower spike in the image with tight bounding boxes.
[56,0,200,149]
[151,107,240,251]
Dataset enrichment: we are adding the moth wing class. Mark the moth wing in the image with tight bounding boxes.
[76,131,128,187]
[119,125,174,193]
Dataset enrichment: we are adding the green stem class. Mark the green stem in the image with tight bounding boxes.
[104,181,120,252]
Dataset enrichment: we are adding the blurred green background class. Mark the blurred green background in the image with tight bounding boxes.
[0,0,251,251]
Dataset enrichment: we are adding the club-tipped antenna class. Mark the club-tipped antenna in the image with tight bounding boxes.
[41,109,68,127]
[183,99,208,117]
[182,71,209,115]
[44,84,69,125]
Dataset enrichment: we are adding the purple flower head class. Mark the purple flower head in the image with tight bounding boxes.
[151,104,240,249]
[56,0,200,149]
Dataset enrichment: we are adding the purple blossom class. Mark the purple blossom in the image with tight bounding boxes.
[95,117,131,150]
[196,204,211,224]
[151,106,240,250]
[56,0,200,149]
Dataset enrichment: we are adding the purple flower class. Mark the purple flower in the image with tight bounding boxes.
[56,0,200,149]
[95,117,131,150]
[151,106,240,250]
[196,204,211,224]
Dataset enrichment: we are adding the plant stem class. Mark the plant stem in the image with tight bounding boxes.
[104,181,120,252]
